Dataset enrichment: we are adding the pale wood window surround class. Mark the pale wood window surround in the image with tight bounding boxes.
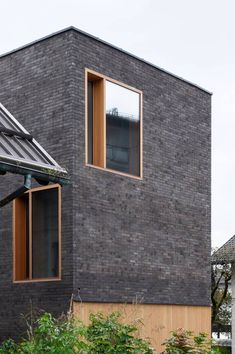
[85,68,143,180]
[13,184,61,283]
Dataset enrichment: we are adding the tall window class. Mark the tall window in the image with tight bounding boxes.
[13,184,61,282]
[86,70,142,178]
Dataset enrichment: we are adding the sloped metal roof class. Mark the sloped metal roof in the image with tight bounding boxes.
[212,235,235,264]
[0,103,68,184]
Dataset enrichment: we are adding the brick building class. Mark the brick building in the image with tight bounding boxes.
[0,27,211,351]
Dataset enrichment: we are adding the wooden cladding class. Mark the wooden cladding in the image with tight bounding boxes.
[92,77,105,168]
[85,69,143,179]
[13,184,61,283]
[14,195,29,281]
[74,302,211,354]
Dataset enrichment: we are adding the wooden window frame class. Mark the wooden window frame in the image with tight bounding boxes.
[13,184,62,283]
[85,68,143,180]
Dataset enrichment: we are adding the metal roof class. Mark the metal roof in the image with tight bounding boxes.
[0,103,68,185]
[212,235,235,264]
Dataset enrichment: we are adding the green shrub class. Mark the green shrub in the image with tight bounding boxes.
[86,312,154,353]
[0,311,154,354]
[0,339,18,354]
[212,346,231,354]
[0,313,88,354]
[19,312,89,353]
[161,328,214,354]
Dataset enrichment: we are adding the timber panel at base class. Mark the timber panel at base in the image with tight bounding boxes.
[73,302,211,353]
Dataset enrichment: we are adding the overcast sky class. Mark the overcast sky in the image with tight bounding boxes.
[0,0,234,248]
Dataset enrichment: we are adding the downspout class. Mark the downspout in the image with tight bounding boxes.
[0,174,32,208]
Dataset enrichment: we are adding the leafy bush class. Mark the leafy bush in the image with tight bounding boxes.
[86,312,153,353]
[0,339,18,354]
[212,347,231,354]
[161,328,216,354]
[0,312,88,354]
[0,311,154,354]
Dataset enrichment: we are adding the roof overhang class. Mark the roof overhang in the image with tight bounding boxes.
[0,103,69,207]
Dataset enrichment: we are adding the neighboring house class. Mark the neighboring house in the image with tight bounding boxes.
[0,27,211,351]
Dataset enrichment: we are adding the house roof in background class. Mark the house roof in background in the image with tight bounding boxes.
[0,26,212,95]
[0,103,68,185]
[212,235,235,264]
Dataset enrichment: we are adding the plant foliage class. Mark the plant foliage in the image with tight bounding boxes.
[86,312,153,354]
[0,311,154,354]
[211,261,232,330]
[211,248,232,336]
[161,328,220,354]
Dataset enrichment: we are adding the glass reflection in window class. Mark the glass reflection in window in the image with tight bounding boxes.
[106,81,140,176]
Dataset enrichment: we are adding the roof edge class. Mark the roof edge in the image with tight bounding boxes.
[0,26,212,95]
[0,160,70,185]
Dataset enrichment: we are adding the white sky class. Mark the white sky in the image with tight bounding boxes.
[0,0,234,248]
[106,81,140,120]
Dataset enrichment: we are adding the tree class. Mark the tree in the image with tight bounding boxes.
[211,251,232,337]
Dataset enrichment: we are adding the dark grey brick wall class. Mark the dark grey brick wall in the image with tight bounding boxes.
[0,31,75,340]
[69,30,211,306]
[0,28,211,340]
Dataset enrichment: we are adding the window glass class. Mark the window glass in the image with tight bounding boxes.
[14,185,60,282]
[32,188,59,278]
[87,71,141,177]
[106,81,140,176]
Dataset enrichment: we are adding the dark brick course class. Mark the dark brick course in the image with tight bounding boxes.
[0,28,211,340]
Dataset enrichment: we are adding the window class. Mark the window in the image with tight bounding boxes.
[86,69,142,178]
[13,184,61,282]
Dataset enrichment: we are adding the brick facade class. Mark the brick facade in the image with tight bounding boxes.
[0,28,211,340]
